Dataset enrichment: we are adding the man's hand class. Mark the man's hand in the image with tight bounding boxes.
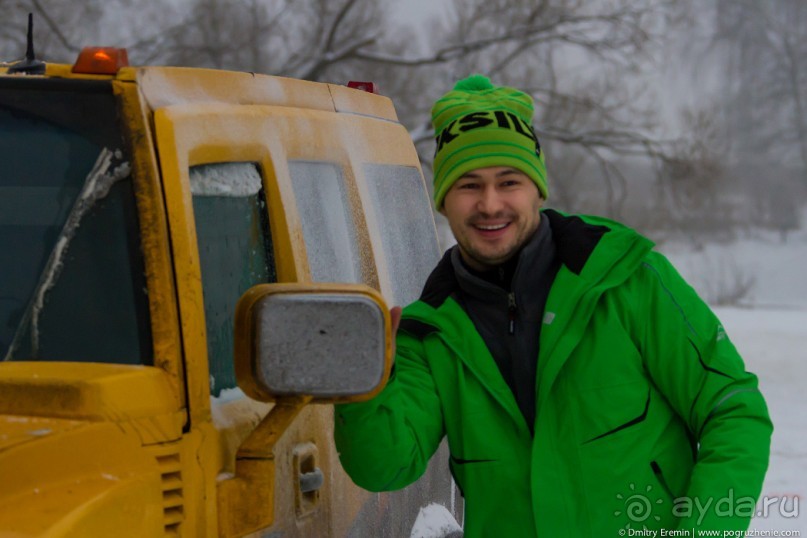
[390,306,402,360]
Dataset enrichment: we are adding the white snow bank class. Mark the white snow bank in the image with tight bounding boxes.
[410,503,462,538]
[662,229,807,309]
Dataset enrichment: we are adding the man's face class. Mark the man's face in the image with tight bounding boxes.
[440,166,544,271]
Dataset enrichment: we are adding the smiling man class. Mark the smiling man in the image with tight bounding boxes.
[334,75,772,537]
[443,166,544,270]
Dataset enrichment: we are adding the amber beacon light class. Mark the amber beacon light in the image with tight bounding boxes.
[72,47,129,75]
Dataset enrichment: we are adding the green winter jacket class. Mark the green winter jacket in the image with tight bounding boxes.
[334,211,772,537]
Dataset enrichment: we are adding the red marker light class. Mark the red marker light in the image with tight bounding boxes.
[72,47,129,75]
[347,81,379,94]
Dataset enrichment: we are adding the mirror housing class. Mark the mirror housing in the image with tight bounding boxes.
[234,283,392,403]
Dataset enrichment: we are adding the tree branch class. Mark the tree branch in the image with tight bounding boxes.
[30,0,79,53]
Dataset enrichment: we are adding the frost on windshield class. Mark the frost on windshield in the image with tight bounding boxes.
[4,148,131,361]
[363,164,440,306]
[288,161,361,283]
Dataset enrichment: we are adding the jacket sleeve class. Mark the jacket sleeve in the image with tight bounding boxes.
[333,324,445,492]
[637,251,773,531]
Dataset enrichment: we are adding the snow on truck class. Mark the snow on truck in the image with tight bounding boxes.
[0,19,462,537]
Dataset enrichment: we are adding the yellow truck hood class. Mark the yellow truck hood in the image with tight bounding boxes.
[0,414,85,453]
[0,415,166,537]
[0,362,184,444]
[0,363,186,536]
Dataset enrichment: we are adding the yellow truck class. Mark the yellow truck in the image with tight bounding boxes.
[0,37,461,537]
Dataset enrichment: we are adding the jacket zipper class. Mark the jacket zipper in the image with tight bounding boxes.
[432,320,531,436]
[508,292,516,335]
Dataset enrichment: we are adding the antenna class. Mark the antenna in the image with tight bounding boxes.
[7,13,46,75]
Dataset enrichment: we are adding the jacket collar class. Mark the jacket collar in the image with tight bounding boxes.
[415,209,632,309]
[403,210,655,429]
[536,211,654,418]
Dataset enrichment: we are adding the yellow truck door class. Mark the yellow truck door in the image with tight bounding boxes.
[145,66,457,537]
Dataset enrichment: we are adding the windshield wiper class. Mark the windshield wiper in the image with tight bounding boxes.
[3,147,131,361]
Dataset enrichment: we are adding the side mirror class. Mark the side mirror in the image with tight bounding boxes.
[234,283,392,403]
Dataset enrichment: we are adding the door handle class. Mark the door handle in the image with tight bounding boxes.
[293,442,321,517]
[299,468,324,493]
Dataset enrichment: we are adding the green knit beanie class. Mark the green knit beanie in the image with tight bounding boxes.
[431,74,548,208]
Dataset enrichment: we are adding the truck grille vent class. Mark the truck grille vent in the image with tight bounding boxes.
[151,443,184,536]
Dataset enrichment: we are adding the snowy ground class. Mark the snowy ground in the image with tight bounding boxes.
[664,229,807,311]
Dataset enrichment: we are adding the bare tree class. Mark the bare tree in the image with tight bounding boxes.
[654,106,735,244]
[0,0,193,67]
[0,1,96,61]
[713,0,807,184]
[2,0,699,228]
[154,0,384,79]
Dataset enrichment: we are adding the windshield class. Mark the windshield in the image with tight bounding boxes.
[0,79,151,364]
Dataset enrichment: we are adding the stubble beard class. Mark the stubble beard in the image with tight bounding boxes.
[458,214,524,270]
[456,206,542,270]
